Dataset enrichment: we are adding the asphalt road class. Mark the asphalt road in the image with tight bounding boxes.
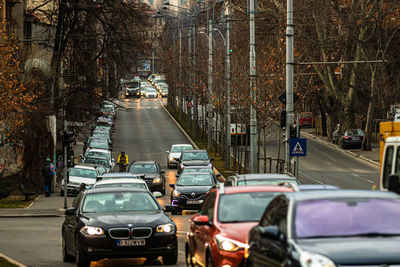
[0,95,380,267]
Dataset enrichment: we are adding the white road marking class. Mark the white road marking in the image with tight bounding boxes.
[352,173,359,177]
[298,171,324,184]
[367,180,376,184]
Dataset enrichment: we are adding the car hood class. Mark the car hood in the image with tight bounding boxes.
[181,160,210,166]
[68,176,96,186]
[84,210,170,228]
[297,236,400,264]
[134,173,158,179]
[218,222,257,243]
[175,185,213,195]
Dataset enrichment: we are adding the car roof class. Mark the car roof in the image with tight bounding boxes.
[183,166,212,169]
[221,185,294,194]
[86,187,149,195]
[183,149,207,153]
[71,164,98,170]
[86,148,110,153]
[232,173,296,180]
[95,178,146,185]
[287,190,399,202]
[132,161,157,164]
[171,144,192,147]
[297,184,340,191]
[98,172,138,178]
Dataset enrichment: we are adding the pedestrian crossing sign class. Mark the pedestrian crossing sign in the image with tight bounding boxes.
[290,138,307,157]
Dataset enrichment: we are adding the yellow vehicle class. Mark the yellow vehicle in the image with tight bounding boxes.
[379,121,400,192]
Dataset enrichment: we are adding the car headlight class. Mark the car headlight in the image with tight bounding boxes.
[172,190,181,197]
[214,234,248,252]
[169,156,175,161]
[300,251,336,267]
[80,226,105,237]
[153,177,162,184]
[156,223,175,233]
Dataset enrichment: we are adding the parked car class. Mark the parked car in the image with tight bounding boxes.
[341,128,364,149]
[96,172,140,182]
[177,149,213,174]
[247,190,400,267]
[128,161,166,195]
[83,148,115,171]
[83,157,112,173]
[83,136,112,153]
[166,144,193,168]
[184,185,294,267]
[160,87,168,98]
[298,112,313,127]
[224,173,300,187]
[168,172,217,214]
[93,178,149,191]
[61,164,102,196]
[297,184,340,191]
[62,187,177,266]
[86,139,111,151]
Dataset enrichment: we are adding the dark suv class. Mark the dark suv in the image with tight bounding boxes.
[128,161,165,195]
[177,149,213,174]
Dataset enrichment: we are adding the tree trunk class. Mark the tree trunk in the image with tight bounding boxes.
[363,67,376,151]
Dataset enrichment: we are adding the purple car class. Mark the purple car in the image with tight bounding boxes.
[247,190,400,267]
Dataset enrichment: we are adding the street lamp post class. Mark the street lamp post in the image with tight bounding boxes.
[249,0,258,173]
[207,19,213,151]
[225,0,231,169]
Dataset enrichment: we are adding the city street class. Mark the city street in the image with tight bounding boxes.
[0,96,379,266]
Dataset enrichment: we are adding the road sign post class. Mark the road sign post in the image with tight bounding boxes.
[289,138,306,157]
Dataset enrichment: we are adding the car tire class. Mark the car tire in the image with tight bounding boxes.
[185,243,195,267]
[163,246,178,265]
[62,233,74,262]
[75,242,91,267]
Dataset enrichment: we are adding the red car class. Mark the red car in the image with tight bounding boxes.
[299,112,313,127]
[185,185,294,267]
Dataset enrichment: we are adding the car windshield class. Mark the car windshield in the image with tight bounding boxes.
[89,141,108,149]
[171,146,193,153]
[84,158,109,168]
[218,192,280,223]
[182,152,209,161]
[126,81,139,87]
[95,183,147,190]
[130,164,158,173]
[82,192,159,213]
[237,178,299,186]
[147,89,157,93]
[182,168,213,174]
[295,198,400,238]
[85,151,110,160]
[69,168,97,179]
[347,129,364,136]
[177,174,214,186]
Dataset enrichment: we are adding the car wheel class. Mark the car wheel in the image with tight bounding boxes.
[75,242,91,267]
[163,246,178,265]
[62,233,74,262]
[185,243,195,267]
[206,251,214,267]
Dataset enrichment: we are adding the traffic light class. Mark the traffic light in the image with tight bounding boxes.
[63,130,75,146]
[280,110,286,128]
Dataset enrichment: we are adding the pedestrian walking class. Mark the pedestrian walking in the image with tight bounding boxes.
[117,151,129,172]
[41,157,56,197]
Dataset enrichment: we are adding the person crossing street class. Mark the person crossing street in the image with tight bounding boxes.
[117,151,129,172]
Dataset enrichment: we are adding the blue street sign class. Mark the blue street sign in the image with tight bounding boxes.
[290,138,307,157]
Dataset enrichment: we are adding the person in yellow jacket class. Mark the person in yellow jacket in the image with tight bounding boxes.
[117,151,129,172]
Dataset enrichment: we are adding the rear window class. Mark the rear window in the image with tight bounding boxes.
[95,183,147,190]
[69,168,97,179]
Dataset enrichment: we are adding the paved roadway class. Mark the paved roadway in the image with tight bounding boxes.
[0,95,379,267]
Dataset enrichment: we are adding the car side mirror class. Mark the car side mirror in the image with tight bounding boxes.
[388,174,400,194]
[193,215,211,226]
[161,170,165,174]
[175,174,180,178]
[259,225,280,240]
[216,174,221,178]
[166,151,170,154]
[164,204,173,212]
[65,208,76,216]
[169,183,175,189]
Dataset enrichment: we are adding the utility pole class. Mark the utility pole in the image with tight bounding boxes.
[152,50,155,74]
[207,19,213,151]
[193,15,199,136]
[225,0,231,169]
[249,0,258,173]
[63,111,68,209]
[179,22,183,120]
[187,24,192,128]
[285,0,294,173]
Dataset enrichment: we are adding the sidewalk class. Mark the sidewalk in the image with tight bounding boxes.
[301,127,380,167]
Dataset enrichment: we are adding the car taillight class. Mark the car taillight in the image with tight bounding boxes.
[344,136,351,140]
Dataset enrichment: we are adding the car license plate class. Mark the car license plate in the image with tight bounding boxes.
[118,239,145,246]
[187,200,203,205]
[353,137,359,141]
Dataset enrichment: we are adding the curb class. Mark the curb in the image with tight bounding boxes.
[0,253,26,267]
[24,195,41,209]
[301,131,380,167]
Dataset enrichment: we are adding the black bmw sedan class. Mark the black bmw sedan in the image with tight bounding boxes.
[167,172,217,215]
[246,190,400,267]
[61,187,177,267]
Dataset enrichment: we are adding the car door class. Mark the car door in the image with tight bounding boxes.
[192,191,216,265]
[65,191,84,253]
[250,197,283,267]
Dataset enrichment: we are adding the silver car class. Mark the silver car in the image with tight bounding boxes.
[166,144,193,168]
